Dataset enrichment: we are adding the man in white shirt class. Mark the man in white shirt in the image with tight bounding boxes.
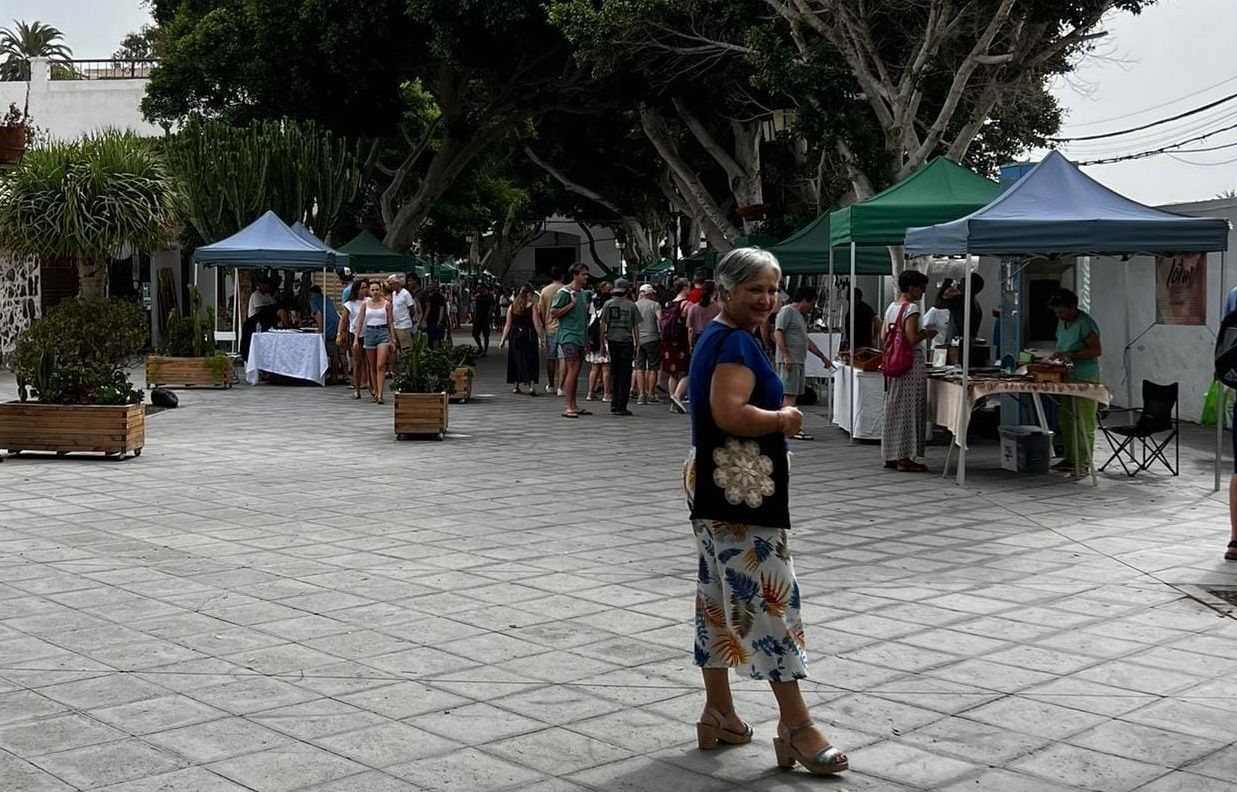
[247,278,276,318]
[387,275,419,368]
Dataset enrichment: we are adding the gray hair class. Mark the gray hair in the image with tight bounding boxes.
[716,247,781,295]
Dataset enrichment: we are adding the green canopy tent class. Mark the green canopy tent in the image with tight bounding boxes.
[637,257,675,279]
[824,156,1001,442]
[337,229,416,273]
[766,215,891,276]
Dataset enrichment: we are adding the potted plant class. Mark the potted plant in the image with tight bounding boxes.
[146,285,234,388]
[0,103,32,165]
[448,343,477,403]
[390,334,455,440]
[2,298,147,459]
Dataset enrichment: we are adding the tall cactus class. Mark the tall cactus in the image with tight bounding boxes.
[164,118,361,245]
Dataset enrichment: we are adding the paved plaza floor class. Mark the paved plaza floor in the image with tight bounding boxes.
[1,341,1236,791]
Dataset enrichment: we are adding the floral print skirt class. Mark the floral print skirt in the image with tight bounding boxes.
[684,450,808,681]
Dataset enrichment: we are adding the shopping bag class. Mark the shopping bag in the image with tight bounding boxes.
[1202,382,1221,427]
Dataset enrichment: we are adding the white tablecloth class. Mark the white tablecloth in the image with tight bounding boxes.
[831,363,885,439]
[806,332,842,378]
[246,332,329,386]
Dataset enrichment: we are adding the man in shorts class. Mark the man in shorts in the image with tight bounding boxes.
[387,275,418,370]
[634,283,662,404]
[550,263,591,418]
[538,267,565,394]
[775,286,832,440]
[600,278,641,415]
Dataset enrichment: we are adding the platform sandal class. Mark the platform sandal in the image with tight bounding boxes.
[695,706,753,750]
[773,720,848,775]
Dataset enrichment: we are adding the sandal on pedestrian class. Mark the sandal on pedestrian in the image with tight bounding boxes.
[883,460,898,469]
[353,391,361,400]
[577,409,593,416]
[773,720,848,775]
[562,411,579,419]
[897,460,928,473]
[528,389,538,397]
[696,706,753,750]
[1226,541,1237,561]
[513,387,522,394]
[791,431,814,441]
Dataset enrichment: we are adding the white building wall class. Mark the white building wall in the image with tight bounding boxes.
[507,218,623,285]
[1088,199,1237,422]
[17,57,163,140]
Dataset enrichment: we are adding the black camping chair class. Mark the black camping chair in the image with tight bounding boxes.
[1099,381,1179,477]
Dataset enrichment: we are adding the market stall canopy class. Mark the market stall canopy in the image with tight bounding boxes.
[193,210,339,269]
[430,261,459,282]
[289,222,349,269]
[638,257,675,277]
[830,157,1002,247]
[765,215,892,275]
[337,229,416,272]
[905,151,1231,256]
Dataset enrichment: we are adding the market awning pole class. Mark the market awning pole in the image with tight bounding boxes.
[957,257,974,487]
[849,242,857,445]
[1218,250,1227,492]
[828,246,835,418]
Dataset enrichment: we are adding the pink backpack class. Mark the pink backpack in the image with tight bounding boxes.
[881,303,914,378]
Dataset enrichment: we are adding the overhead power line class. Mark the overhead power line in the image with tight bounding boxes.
[1078,119,1237,165]
[1067,72,1237,128]
[1051,90,1237,142]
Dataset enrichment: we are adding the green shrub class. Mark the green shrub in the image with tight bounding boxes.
[12,298,147,404]
[391,334,456,395]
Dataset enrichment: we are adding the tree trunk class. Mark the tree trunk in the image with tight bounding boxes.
[77,257,107,300]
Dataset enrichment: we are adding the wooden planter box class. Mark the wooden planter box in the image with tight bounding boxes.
[450,368,474,403]
[146,355,234,389]
[394,392,449,440]
[0,402,144,459]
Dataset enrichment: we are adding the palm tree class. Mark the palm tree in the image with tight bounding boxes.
[0,21,73,81]
[0,131,177,299]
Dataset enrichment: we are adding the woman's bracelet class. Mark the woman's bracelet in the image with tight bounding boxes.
[776,410,786,434]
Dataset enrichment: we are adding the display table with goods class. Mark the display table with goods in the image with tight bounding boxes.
[831,358,885,440]
[245,330,329,386]
[929,366,1113,484]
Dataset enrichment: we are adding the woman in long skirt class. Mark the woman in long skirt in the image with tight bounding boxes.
[500,285,543,395]
[881,269,938,471]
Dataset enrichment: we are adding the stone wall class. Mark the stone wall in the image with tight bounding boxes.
[0,251,40,361]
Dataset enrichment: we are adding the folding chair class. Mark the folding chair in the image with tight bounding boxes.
[1099,381,1179,477]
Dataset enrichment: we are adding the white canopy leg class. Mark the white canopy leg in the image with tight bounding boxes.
[956,257,974,487]
[849,243,857,446]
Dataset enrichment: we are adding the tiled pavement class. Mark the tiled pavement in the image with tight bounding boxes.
[1,340,1235,791]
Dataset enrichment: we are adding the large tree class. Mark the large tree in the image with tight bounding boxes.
[144,0,589,253]
[553,0,1149,252]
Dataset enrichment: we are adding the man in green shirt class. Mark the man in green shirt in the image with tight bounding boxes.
[1049,288,1102,473]
[551,263,592,417]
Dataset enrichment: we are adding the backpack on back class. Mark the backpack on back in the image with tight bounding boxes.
[881,303,914,378]
[660,299,686,343]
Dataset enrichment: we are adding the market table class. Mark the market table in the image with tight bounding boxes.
[929,375,1113,484]
[245,331,329,386]
[832,363,884,440]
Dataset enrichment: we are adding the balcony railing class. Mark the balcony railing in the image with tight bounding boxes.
[61,59,159,80]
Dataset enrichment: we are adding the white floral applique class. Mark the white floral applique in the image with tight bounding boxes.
[712,438,775,509]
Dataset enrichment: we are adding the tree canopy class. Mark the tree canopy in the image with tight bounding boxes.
[142,0,1156,269]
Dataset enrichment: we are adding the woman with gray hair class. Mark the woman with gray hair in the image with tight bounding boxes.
[685,247,848,775]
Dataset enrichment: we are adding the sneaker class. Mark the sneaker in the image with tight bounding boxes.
[670,394,687,413]
[545,384,554,393]
[585,393,594,401]
[556,388,565,397]
[638,396,648,405]
[603,394,613,403]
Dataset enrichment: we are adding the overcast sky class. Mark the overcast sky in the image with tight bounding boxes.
[2,0,1231,206]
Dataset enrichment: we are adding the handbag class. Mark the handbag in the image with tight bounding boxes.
[881,302,914,378]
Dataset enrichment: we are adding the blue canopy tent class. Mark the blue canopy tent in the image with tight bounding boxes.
[905,151,1230,486]
[192,211,344,347]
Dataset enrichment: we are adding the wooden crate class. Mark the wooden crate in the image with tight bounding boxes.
[0,402,145,458]
[394,392,449,440]
[449,368,473,403]
[145,355,234,389]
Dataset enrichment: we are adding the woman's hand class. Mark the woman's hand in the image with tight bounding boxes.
[778,406,804,437]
